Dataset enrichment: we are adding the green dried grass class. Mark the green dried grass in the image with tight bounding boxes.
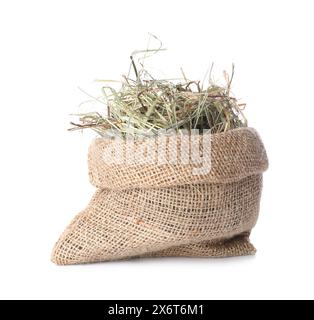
[70,43,247,137]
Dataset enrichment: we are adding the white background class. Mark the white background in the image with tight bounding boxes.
[0,0,313,300]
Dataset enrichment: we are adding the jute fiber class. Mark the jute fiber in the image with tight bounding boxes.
[52,128,268,265]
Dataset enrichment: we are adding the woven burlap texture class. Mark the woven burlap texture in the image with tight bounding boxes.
[52,127,268,265]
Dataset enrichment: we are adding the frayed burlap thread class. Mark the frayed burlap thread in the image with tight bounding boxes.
[52,128,268,265]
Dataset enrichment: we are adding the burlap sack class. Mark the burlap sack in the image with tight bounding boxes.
[52,127,268,265]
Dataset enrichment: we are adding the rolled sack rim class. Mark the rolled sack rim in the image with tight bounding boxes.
[88,127,269,190]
